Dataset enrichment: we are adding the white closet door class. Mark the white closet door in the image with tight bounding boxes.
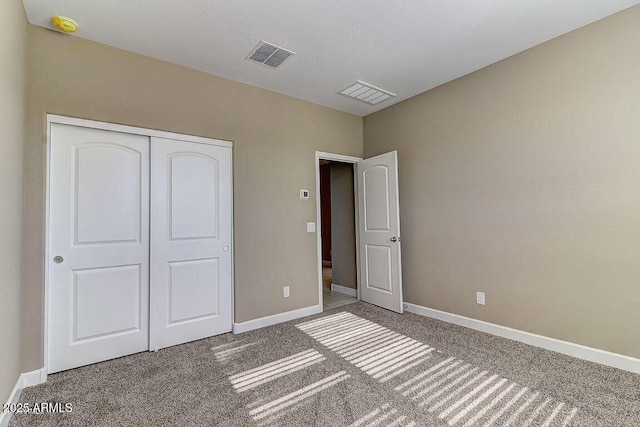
[149,137,233,350]
[49,124,150,373]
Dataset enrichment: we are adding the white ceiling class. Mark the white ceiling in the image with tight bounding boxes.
[22,0,640,117]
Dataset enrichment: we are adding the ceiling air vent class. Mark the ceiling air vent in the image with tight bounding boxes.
[247,41,295,68]
[338,81,396,105]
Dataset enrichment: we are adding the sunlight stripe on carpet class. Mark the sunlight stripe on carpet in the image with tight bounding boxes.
[297,312,581,426]
[229,349,326,392]
[213,340,262,363]
[248,371,350,420]
[297,312,433,382]
[348,403,415,427]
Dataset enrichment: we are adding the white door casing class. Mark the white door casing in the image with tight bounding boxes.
[48,123,150,373]
[357,151,403,313]
[149,137,233,350]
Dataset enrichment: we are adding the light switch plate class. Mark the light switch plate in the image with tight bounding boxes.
[307,222,316,232]
[300,189,310,200]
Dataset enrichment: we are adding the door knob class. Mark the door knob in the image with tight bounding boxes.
[223,245,230,252]
[389,237,397,242]
[53,255,64,264]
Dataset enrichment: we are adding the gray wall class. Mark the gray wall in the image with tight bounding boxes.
[364,6,640,358]
[330,164,357,289]
[0,0,26,403]
[22,26,362,372]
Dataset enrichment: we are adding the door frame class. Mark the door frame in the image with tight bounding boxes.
[44,114,234,380]
[314,151,363,309]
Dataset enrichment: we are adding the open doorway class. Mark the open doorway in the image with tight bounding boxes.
[318,157,359,310]
[316,150,404,314]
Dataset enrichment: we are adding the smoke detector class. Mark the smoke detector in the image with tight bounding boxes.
[246,41,295,69]
[338,81,396,105]
[52,16,78,33]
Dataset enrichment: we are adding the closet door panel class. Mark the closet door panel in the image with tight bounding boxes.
[170,154,219,239]
[150,137,233,350]
[48,123,150,373]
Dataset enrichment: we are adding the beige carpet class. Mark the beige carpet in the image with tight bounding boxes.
[9,302,640,426]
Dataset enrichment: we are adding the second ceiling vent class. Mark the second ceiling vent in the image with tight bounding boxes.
[247,41,295,69]
[338,81,396,105]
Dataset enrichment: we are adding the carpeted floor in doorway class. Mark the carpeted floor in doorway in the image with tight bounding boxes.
[9,302,640,426]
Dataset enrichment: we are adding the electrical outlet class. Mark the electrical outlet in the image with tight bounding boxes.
[283,286,290,298]
[476,291,485,306]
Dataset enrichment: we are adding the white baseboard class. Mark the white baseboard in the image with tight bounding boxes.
[331,283,357,298]
[1,368,47,427]
[20,368,47,388]
[233,304,323,334]
[0,376,23,427]
[404,302,640,374]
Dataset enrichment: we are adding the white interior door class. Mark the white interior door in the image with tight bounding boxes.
[49,123,150,373]
[149,137,233,350]
[357,151,403,313]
